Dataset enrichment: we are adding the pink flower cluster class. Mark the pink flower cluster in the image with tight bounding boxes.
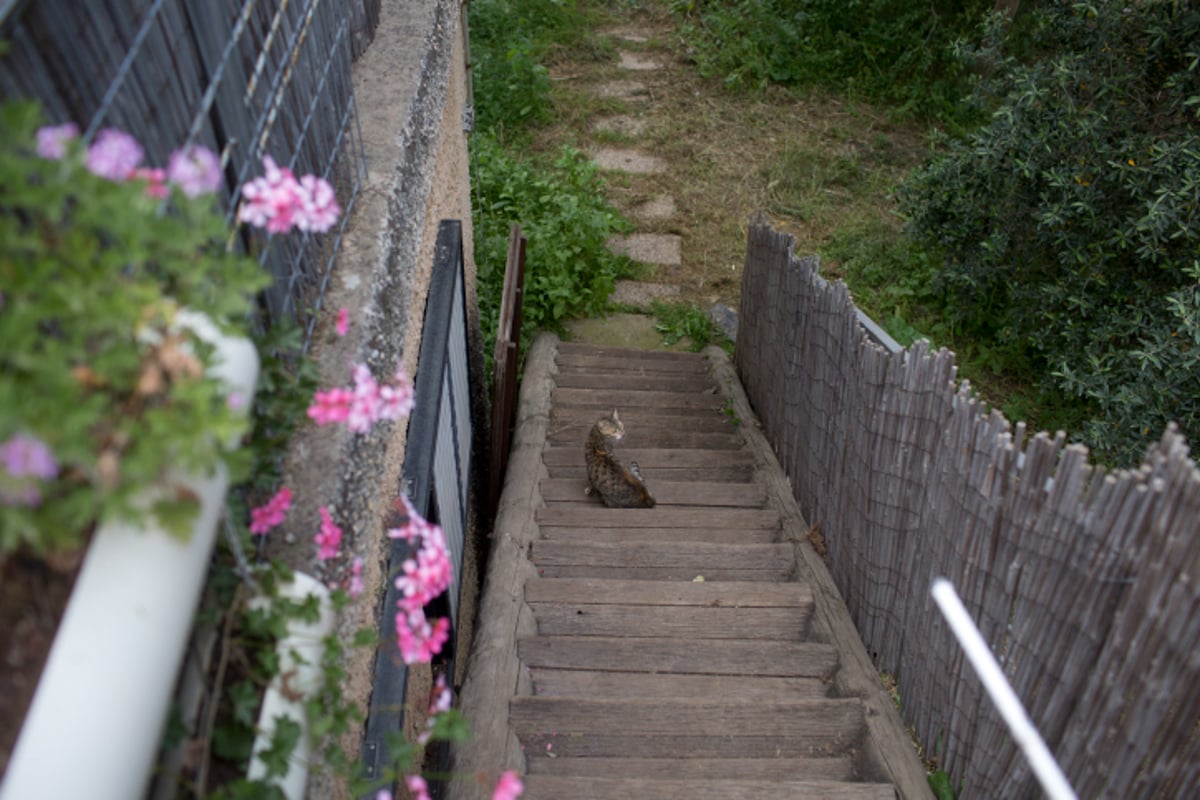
[0,433,59,508]
[389,495,453,665]
[36,124,223,199]
[493,771,524,800]
[417,673,454,745]
[237,155,340,234]
[307,363,414,434]
[316,506,343,560]
[249,486,293,534]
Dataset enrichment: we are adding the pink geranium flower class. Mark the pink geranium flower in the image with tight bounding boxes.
[493,770,524,800]
[405,775,431,800]
[347,556,364,598]
[238,155,340,234]
[335,308,350,336]
[396,610,450,665]
[36,123,79,160]
[306,362,413,433]
[85,129,143,181]
[167,145,222,197]
[249,486,293,535]
[133,166,169,199]
[315,506,343,560]
[296,173,341,233]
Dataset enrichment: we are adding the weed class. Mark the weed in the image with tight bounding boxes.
[650,301,730,353]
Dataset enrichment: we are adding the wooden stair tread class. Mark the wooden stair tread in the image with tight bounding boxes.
[511,697,865,752]
[540,478,766,507]
[539,525,776,544]
[531,540,793,570]
[526,756,854,780]
[529,601,810,639]
[518,635,839,677]
[546,427,742,449]
[543,446,755,469]
[553,387,725,411]
[551,407,732,431]
[527,669,831,700]
[521,776,895,800]
[554,371,718,393]
[526,578,812,607]
[535,507,779,530]
[556,341,709,364]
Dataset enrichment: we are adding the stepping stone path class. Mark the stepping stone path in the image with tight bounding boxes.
[587,32,691,313]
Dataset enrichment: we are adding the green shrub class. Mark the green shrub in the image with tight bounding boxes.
[473,134,632,352]
[672,0,993,122]
[899,2,1200,465]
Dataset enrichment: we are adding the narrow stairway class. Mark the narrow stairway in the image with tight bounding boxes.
[451,337,928,799]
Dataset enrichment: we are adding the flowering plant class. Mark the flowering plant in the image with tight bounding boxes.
[0,101,335,557]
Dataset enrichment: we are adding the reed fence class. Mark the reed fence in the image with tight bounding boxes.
[0,0,373,350]
[736,220,1200,798]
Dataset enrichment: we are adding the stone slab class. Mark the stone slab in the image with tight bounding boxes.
[597,80,649,100]
[591,147,666,174]
[610,280,681,309]
[591,115,648,137]
[631,195,676,221]
[607,233,682,265]
[619,51,663,71]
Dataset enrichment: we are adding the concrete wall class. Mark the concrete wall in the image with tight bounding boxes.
[269,1,484,794]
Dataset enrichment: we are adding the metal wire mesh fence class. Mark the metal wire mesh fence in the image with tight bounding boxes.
[0,0,372,351]
[736,220,1200,798]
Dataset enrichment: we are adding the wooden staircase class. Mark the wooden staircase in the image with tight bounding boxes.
[450,337,930,800]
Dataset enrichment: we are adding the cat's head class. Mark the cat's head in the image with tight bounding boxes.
[596,409,624,440]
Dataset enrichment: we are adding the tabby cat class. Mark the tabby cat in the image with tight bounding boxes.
[584,409,656,508]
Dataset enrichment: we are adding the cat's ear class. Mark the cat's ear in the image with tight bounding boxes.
[612,409,620,423]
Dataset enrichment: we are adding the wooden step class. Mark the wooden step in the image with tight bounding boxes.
[518,636,839,677]
[530,540,794,582]
[551,407,733,432]
[529,601,809,639]
[539,525,776,544]
[528,670,831,701]
[554,371,717,393]
[535,507,778,530]
[510,697,866,758]
[540,478,766,507]
[556,341,708,366]
[525,578,812,607]
[547,427,742,449]
[555,356,711,376]
[543,446,755,470]
[553,387,724,411]
[521,776,895,800]
[526,755,854,780]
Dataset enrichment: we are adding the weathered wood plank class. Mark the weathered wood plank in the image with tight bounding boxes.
[553,387,724,411]
[552,407,732,432]
[527,669,831,701]
[511,696,865,748]
[554,354,711,374]
[546,464,756,483]
[557,341,708,365]
[543,446,755,469]
[528,602,810,639]
[554,371,717,393]
[531,540,793,571]
[526,756,853,781]
[539,525,775,544]
[533,565,789,581]
[546,427,743,449]
[535,507,780,530]
[521,776,895,800]
[518,636,839,677]
[525,578,812,607]
[540,478,766,507]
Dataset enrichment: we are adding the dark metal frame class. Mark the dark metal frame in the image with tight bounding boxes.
[361,220,474,794]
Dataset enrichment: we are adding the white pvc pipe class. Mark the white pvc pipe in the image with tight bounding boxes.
[930,578,1078,800]
[2,313,258,800]
[246,572,336,799]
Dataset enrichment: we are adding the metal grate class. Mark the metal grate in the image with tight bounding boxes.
[0,0,370,351]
